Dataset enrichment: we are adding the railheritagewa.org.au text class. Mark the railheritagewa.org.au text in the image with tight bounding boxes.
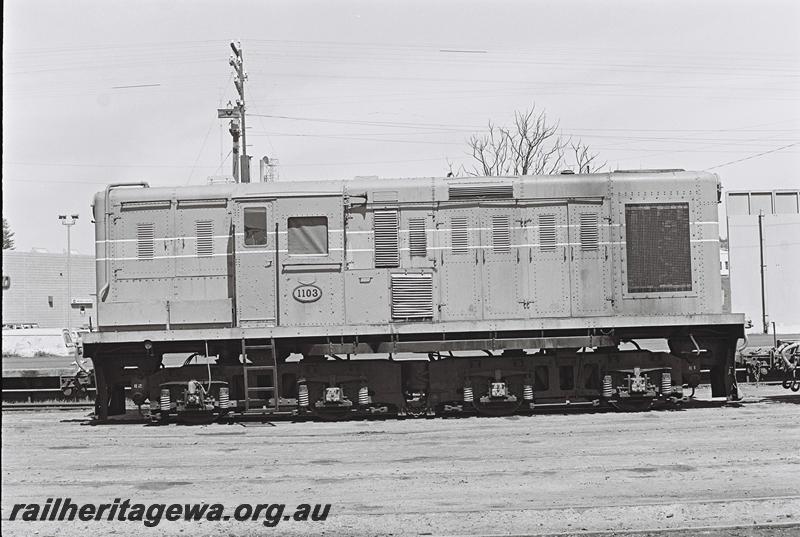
[10,498,331,527]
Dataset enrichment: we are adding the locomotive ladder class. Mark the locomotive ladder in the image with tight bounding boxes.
[240,337,280,413]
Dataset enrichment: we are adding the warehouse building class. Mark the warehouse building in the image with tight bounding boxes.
[726,189,800,334]
[2,250,96,329]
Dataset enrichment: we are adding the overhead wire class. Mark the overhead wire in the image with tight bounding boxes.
[4,37,798,181]
[185,71,236,185]
[705,143,799,170]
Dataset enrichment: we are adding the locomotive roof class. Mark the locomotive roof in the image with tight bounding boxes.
[96,169,719,204]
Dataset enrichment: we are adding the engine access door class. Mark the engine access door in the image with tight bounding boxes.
[480,206,525,319]
[234,201,277,326]
[568,201,612,316]
[276,195,345,327]
[523,203,571,318]
[438,208,483,321]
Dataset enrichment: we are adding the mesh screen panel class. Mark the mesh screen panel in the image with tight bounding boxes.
[625,203,692,293]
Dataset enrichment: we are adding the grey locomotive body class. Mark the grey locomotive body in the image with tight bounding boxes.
[83,170,744,420]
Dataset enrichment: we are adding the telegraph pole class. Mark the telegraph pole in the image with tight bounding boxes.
[218,41,253,183]
[230,40,249,183]
[59,214,78,331]
[229,118,241,182]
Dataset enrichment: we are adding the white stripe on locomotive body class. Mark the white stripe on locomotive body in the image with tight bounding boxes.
[94,222,718,245]
[95,238,718,261]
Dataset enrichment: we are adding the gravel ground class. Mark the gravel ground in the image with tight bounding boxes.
[2,384,798,537]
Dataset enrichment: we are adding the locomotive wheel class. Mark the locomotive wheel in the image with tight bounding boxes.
[175,414,217,425]
[610,399,654,412]
[473,400,522,417]
[312,406,353,421]
[176,411,220,426]
[782,374,793,389]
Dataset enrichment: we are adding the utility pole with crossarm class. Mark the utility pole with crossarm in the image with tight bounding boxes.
[230,40,249,183]
[218,41,249,183]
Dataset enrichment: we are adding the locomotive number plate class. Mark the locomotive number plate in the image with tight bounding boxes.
[292,284,322,303]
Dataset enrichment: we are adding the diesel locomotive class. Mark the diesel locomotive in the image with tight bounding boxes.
[82,170,744,421]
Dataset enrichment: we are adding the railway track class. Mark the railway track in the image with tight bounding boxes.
[2,382,793,418]
[3,384,797,537]
[2,402,95,412]
[478,521,800,537]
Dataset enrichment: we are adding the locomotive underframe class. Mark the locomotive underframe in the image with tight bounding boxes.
[83,316,743,421]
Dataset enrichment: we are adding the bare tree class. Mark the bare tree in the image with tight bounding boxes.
[3,217,14,250]
[570,139,606,174]
[445,158,467,178]
[461,107,604,177]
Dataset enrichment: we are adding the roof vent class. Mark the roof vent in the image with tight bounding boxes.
[448,184,513,200]
[613,169,685,173]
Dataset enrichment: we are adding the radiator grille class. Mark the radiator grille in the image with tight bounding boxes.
[374,209,399,268]
[451,217,469,254]
[195,220,213,257]
[408,218,427,257]
[449,184,513,200]
[538,214,556,251]
[625,203,692,293]
[391,273,434,319]
[579,212,599,251]
[491,215,511,253]
[136,223,155,260]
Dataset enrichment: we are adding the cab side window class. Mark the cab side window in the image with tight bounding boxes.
[243,208,267,246]
[288,216,328,255]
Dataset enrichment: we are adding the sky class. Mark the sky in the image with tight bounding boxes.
[3,0,799,254]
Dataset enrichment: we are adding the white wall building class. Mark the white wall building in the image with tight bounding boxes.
[726,190,800,334]
[2,250,96,329]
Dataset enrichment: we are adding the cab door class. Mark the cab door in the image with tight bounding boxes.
[234,201,277,326]
[277,196,345,327]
